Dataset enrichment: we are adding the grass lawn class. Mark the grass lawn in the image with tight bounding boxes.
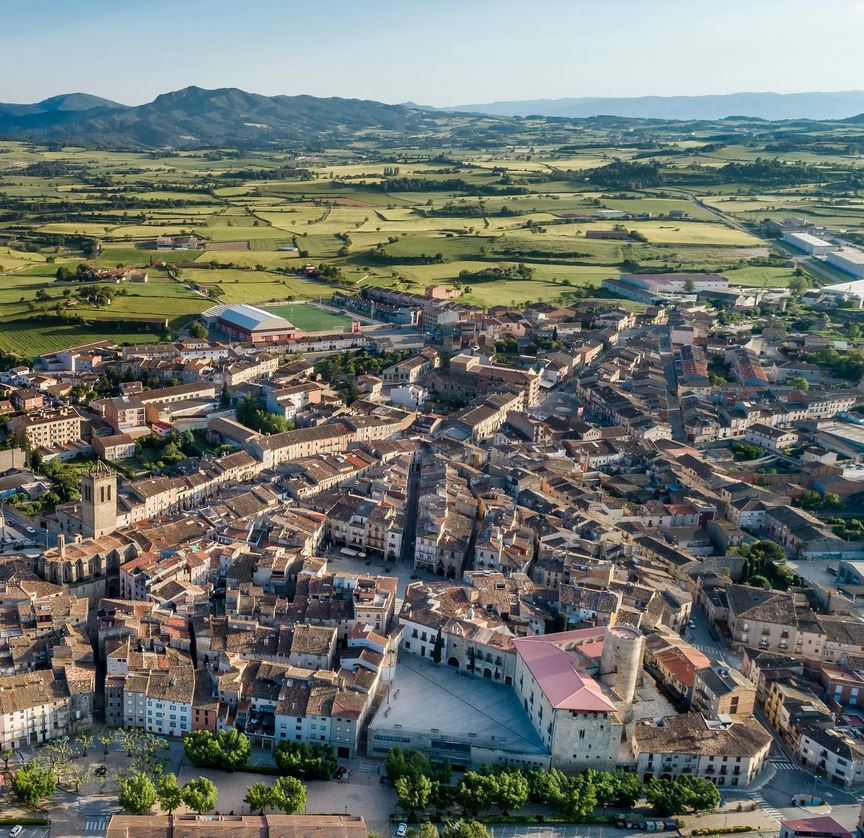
[725,265,803,288]
[263,302,352,331]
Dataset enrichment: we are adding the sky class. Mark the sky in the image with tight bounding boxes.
[4,0,864,106]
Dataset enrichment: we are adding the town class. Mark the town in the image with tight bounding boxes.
[6,2,864,835]
[2,219,864,838]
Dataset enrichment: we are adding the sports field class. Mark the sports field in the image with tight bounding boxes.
[264,303,353,331]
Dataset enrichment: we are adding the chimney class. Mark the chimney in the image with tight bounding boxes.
[58,533,66,558]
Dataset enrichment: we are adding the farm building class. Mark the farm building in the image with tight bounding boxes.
[201,304,303,345]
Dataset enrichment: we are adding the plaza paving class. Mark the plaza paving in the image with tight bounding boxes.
[368,654,546,759]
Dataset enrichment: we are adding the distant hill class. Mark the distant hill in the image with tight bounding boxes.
[0,92,125,119]
[444,91,864,121]
[5,86,864,151]
[0,86,439,149]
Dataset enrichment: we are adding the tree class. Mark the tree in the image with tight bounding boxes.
[645,776,719,816]
[269,776,307,814]
[218,727,252,770]
[220,382,231,408]
[788,275,808,296]
[409,825,440,838]
[188,320,209,339]
[798,490,823,511]
[274,740,337,780]
[245,781,274,815]
[491,770,528,815]
[157,773,184,814]
[608,770,642,808]
[74,732,94,755]
[65,762,93,793]
[557,772,598,819]
[182,777,219,814]
[396,774,433,818]
[457,772,494,817]
[823,492,842,509]
[677,775,721,813]
[11,762,57,805]
[0,747,13,769]
[97,729,115,755]
[787,376,810,391]
[183,728,250,771]
[431,630,443,664]
[94,765,110,793]
[525,767,561,805]
[118,771,157,815]
[127,731,168,777]
[33,736,75,784]
[441,821,492,838]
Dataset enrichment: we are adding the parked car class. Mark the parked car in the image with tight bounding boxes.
[10,826,23,837]
[396,824,408,837]
[688,619,697,629]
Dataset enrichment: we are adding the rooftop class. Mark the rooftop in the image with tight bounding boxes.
[512,629,620,713]
[218,303,294,333]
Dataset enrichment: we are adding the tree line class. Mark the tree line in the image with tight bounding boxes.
[386,747,720,821]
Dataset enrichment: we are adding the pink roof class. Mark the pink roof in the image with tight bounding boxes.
[513,633,618,714]
[578,640,605,661]
[781,817,851,838]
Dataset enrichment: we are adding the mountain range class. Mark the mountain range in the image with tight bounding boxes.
[3,87,864,150]
[443,91,864,121]
[0,86,440,150]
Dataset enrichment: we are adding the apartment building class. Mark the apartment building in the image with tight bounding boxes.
[0,669,72,750]
[104,395,147,434]
[9,408,82,450]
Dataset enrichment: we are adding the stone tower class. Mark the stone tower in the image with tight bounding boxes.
[81,460,117,539]
[599,623,644,707]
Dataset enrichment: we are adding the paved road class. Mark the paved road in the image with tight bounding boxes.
[492,827,675,838]
[13,829,50,838]
[655,325,685,442]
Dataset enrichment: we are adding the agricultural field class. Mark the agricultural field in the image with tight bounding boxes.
[2,121,863,357]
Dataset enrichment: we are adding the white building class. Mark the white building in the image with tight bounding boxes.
[782,232,836,257]
[828,248,864,280]
[389,384,428,409]
[0,670,71,750]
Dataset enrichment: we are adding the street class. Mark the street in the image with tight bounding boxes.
[657,326,685,442]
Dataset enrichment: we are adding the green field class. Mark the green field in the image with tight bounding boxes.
[3,125,863,357]
[264,303,353,331]
[0,319,164,356]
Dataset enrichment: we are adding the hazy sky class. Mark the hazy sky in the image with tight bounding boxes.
[4,0,864,106]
